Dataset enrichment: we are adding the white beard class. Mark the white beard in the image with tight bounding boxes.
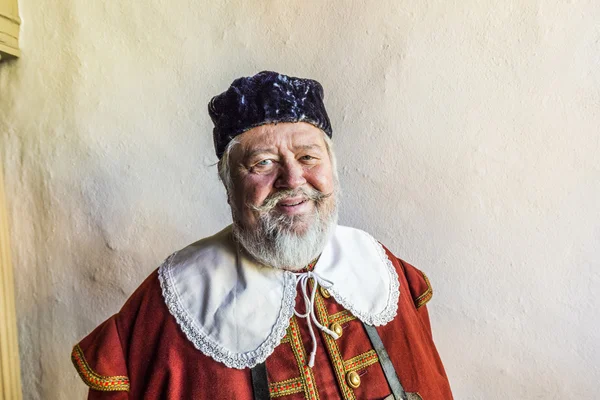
[232,191,338,271]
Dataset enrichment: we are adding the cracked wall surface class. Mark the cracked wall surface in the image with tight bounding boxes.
[1,0,599,399]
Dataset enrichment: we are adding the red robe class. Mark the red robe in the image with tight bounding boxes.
[72,247,453,399]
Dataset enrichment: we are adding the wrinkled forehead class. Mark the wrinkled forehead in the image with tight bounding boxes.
[235,122,329,159]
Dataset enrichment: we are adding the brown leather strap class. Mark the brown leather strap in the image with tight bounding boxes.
[363,323,408,400]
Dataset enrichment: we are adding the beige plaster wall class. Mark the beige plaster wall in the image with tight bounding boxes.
[1,0,599,399]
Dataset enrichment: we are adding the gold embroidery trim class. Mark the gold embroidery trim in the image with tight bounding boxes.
[71,345,130,392]
[415,272,433,309]
[269,377,305,398]
[288,316,321,400]
[343,349,379,372]
[314,293,356,400]
[328,310,356,326]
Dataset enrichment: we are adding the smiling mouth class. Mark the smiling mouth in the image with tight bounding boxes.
[279,199,307,207]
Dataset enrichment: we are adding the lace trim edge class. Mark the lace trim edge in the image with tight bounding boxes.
[327,235,400,326]
[158,253,296,369]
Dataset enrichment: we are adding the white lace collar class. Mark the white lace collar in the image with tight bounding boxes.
[158,225,399,369]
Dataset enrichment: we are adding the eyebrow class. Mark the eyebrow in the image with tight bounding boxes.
[295,144,322,151]
[244,147,277,160]
[244,144,323,160]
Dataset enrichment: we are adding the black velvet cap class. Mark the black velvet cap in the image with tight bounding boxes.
[209,71,332,159]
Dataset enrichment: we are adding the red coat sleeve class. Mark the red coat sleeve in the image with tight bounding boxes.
[398,258,434,335]
[382,245,436,336]
[71,315,130,397]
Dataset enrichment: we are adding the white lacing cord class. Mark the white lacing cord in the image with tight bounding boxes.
[293,271,339,367]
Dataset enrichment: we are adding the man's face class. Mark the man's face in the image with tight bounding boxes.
[229,122,336,236]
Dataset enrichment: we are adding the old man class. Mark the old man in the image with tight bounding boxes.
[71,71,453,399]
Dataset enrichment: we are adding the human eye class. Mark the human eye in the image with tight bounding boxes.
[299,154,318,163]
[250,158,275,173]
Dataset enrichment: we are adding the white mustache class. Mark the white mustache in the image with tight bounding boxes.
[248,187,332,213]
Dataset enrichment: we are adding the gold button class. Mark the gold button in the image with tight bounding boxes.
[330,322,343,338]
[320,287,331,298]
[346,371,361,388]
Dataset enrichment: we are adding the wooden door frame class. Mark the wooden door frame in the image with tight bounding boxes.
[0,163,22,400]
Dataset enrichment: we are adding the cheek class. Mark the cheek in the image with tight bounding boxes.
[306,165,334,192]
[241,174,276,205]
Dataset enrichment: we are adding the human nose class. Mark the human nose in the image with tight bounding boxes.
[275,161,307,189]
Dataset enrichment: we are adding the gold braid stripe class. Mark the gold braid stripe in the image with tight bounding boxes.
[343,350,379,372]
[288,316,321,400]
[314,294,356,400]
[71,345,130,392]
[328,310,356,326]
[415,272,433,309]
[269,377,305,398]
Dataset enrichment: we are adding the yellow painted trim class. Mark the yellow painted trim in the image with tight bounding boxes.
[0,1,21,59]
[0,11,20,25]
[0,163,23,400]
